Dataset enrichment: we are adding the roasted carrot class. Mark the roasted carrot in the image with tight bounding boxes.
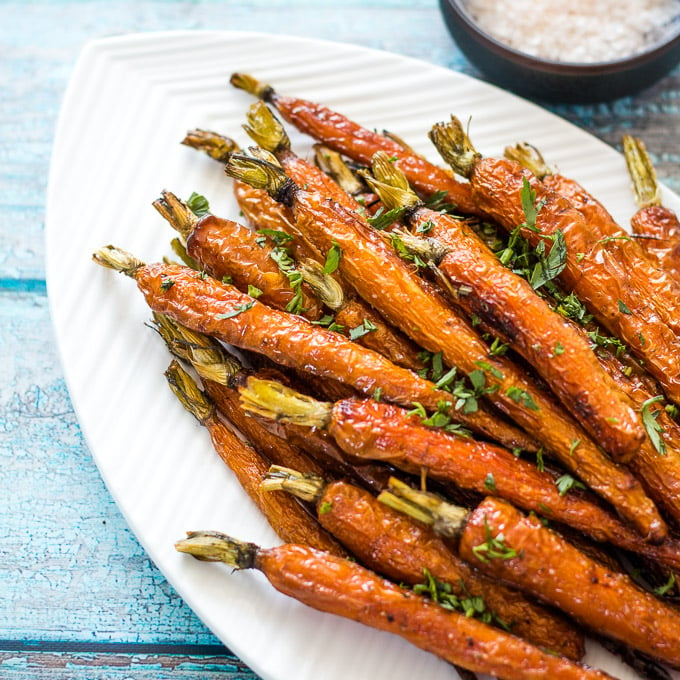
[222,154,664,541]
[183,126,428,373]
[175,532,616,680]
[240,377,680,564]
[162,360,344,555]
[263,466,585,660]
[624,134,680,279]
[92,246,531,451]
[229,72,482,216]
[153,190,323,319]
[366,151,644,463]
[458,496,680,668]
[431,118,680,407]
[508,140,680,340]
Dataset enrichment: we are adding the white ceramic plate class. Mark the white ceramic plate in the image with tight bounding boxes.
[46,31,680,680]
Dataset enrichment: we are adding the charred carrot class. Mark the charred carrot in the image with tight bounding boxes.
[223,154,664,541]
[230,73,482,216]
[431,117,680,407]
[175,532,616,680]
[163,360,344,555]
[366,151,644,463]
[458,496,680,668]
[263,466,585,660]
[240,377,678,561]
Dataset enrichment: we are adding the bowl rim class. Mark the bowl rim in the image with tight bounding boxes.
[444,0,680,74]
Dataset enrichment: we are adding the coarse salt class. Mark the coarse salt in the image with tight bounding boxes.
[465,0,680,63]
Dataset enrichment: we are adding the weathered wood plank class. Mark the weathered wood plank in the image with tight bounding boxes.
[0,649,259,679]
[0,292,221,644]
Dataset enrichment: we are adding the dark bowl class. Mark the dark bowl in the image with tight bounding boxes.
[440,0,680,103]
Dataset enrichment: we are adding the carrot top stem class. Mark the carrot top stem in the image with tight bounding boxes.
[298,259,345,311]
[503,142,553,180]
[230,72,275,101]
[313,144,366,196]
[92,244,145,277]
[243,100,290,153]
[377,477,469,539]
[428,117,481,179]
[152,190,199,240]
[152,313,242,387]
[224,153,295,206]
[164,359,215,424]
[175,530,258,567]
[181,129,240,163]
[622,135,662,208]
[261,465,326,503]
[239,376,333,428]
[362,150,419,215]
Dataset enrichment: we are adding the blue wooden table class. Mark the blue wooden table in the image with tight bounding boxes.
[1,2,678,677]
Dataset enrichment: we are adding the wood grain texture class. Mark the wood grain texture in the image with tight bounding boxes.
[1,1,678,678]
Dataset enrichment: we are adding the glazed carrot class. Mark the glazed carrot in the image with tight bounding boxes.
[183,126,428,373]
[263,466,585,660]
[431,118,680,407]
[508,140,680,340]
[624,134,680,278]
[229,72,482,216]
[92,247,530,450]
[153,190,323,319]
[366,151,644,463]
[175,532,616,680]
[240,377,679,564]
[222,154,664,541]
[458,496,680,668]
[163,360,345,555]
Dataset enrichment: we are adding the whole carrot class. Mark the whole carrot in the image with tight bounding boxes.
[175,532,616,680]
[229,73,482,216]
[239,377,678,565]
[222,154,664,541]
[458,496,680,668]
[365,151,644,463]
[263,466,585,660]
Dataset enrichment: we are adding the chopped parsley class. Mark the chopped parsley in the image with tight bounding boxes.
[247,284,263,299]
[186,191,210,217]
[413,569,510,630]
[505,386,540,411]
[555,474,586,496]
[349,318,378,340]
[322,240,343,274]
[641,396,667,455]
[618,299,632,315]
[472,516,518,563]
[216,301,255,320]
